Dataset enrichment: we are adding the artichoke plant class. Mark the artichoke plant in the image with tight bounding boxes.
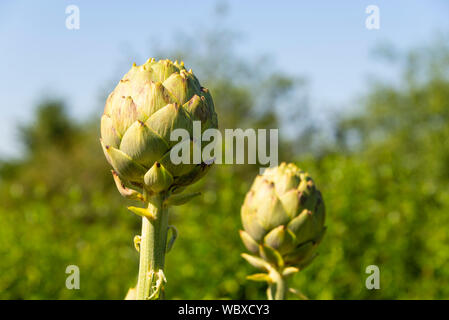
[240,162,326,300]
[100,58,217,299]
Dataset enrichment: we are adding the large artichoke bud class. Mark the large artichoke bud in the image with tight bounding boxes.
[100,58,218,300]
[240,162,326,300]
[100,58,218,198]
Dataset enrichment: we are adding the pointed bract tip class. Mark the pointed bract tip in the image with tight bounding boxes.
[180,70,188,78]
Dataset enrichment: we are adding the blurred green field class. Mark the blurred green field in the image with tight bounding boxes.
[1,33,448,299]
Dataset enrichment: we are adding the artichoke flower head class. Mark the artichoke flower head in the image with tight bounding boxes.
[240,163,326,276]
[100,58,218,196]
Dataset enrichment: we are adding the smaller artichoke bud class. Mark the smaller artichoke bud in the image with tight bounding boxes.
[240,163,326,299]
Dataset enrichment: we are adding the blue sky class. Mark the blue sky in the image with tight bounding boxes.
[0,0,448,158]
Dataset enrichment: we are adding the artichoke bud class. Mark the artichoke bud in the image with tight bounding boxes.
[100,58,218,196]
[144,162,174,193]
[240,162,326,274]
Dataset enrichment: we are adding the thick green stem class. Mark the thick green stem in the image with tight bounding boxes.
[136,194,169,300]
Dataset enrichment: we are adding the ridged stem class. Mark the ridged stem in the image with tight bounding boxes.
[136,194,169,300]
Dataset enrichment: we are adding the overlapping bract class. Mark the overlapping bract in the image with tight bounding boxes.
[240,163,326,272]
[100,59,218,195]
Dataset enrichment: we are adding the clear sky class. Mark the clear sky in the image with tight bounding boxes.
[0,0,448,158]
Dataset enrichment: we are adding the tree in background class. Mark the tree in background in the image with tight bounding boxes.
[295,37,449,299]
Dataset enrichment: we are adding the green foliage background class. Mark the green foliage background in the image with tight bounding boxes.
[1,27,448,299]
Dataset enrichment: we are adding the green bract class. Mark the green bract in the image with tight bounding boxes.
[240,163,326,273]
[100,59,218,195]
